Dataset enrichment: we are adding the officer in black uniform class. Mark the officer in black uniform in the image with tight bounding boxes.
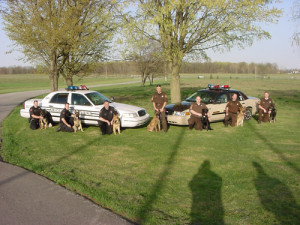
[57,103,74,132]
[98,100,118,135]
[29,100,42,130]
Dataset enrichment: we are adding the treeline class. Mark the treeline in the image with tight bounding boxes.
[0,66,37,74]
[0,61,281,75]
[180,62,280,74]
[93,61,281,75]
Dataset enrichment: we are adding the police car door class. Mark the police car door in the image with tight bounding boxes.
[213,92,228,121]
[46,93,69,119]
[70,93,96,122]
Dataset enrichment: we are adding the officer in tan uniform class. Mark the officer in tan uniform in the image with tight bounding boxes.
[152,85,168,132]
[188,96,208,131]
[225,93,242,127]
[258,91,275,123]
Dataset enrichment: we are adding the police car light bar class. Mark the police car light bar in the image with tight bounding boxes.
[66,85,89,91]
[208,84,230,89]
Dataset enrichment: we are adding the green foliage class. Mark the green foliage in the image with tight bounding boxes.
[122,0,282,103]
[1,0,116,90]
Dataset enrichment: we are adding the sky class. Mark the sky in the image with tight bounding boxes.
[0,0,299,70]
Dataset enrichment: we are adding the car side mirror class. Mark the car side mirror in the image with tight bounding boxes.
[110,96,115,102]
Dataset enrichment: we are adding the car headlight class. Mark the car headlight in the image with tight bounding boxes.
[122,113,138,118]
[174,111,190,116]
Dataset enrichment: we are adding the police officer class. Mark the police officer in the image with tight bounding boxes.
[29,100,42,130]
[99,100,118,135]
[225,93,242,127]
[57,103,74,132]
[258,91,275,124]
[188,96,208,131]
[152,84,168,132]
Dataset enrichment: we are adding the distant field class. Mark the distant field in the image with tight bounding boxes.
[2,78,300,224]
[0,73,299,94]
[0,73,139,94]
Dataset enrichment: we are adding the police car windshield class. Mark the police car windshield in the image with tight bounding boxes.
[185,91,218,104]
[85,92,111,105]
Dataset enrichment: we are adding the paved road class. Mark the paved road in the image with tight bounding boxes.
[0,82,138,225]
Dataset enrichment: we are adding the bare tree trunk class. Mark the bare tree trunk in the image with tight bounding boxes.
[147,74,153,85]
[66,77,73,86]
[49,51,59,91]
[164,62,168,81]
[169,61,181,103]
[141,72,146,87]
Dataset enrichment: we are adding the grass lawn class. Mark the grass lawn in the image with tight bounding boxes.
[0,73,138,94]
[1,77,300,224]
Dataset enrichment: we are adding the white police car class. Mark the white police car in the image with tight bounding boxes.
[20,86,150,127]
[165,84,259,125]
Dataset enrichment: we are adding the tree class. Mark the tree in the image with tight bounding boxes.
[123,37,165,86]
[1,0,115,91]
[122,0,281,103]
[292,0,300,46]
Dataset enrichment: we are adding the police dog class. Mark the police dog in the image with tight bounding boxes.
[39,109,49,129]
[236,106,246,127]
[269,108,276,123]
[147,112,161,132]
[73,111,83,132]
[202,108,212,131]
[112,114,121,135]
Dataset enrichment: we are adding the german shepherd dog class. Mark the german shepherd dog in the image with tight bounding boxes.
[73,111,83,132]
[269,107,276,123]
[147,112,161,132]
[112,114,121,135]
[236,106,246,127]
[202,108,212,131]
[39,109,49,129]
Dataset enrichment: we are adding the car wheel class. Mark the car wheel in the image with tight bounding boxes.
[245,107,252,120]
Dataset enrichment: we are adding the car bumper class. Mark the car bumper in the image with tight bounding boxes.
[20,109,30,118]
[121,114,150,127]
[167,115,189,125]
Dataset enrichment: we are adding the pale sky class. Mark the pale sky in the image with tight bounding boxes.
[0,0,299,69]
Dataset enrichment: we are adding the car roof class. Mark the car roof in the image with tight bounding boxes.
[51,90,97,94]
[197,88,240,93]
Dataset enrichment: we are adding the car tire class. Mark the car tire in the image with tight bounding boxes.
[245,107,252,120]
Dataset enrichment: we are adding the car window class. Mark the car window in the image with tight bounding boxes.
[185,91,218,104]
[85,92,111,105]
[50,93,69,104]
[216,93,228,103]
[71,93,91,106]
[229,92,244,101]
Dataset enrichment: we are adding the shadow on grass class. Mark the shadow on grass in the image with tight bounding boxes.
[137,128,185,224]
[253,162,300,224]
[247,122,300,174]
[189,160,224,225]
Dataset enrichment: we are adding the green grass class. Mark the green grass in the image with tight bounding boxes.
[0,73,139,94]
[1,78,300,224]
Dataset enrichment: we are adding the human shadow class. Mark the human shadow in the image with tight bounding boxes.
[137,128,185,224]
[189,160,224,225]
[253,162,300,224]
[247,122,300,174]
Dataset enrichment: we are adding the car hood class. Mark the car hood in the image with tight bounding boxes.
[95,102,145,114]
[165,100,192,111]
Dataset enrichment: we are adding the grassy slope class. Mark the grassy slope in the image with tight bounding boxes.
[1,77,300,224]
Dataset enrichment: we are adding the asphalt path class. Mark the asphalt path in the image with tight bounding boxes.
[0,81,140,225]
